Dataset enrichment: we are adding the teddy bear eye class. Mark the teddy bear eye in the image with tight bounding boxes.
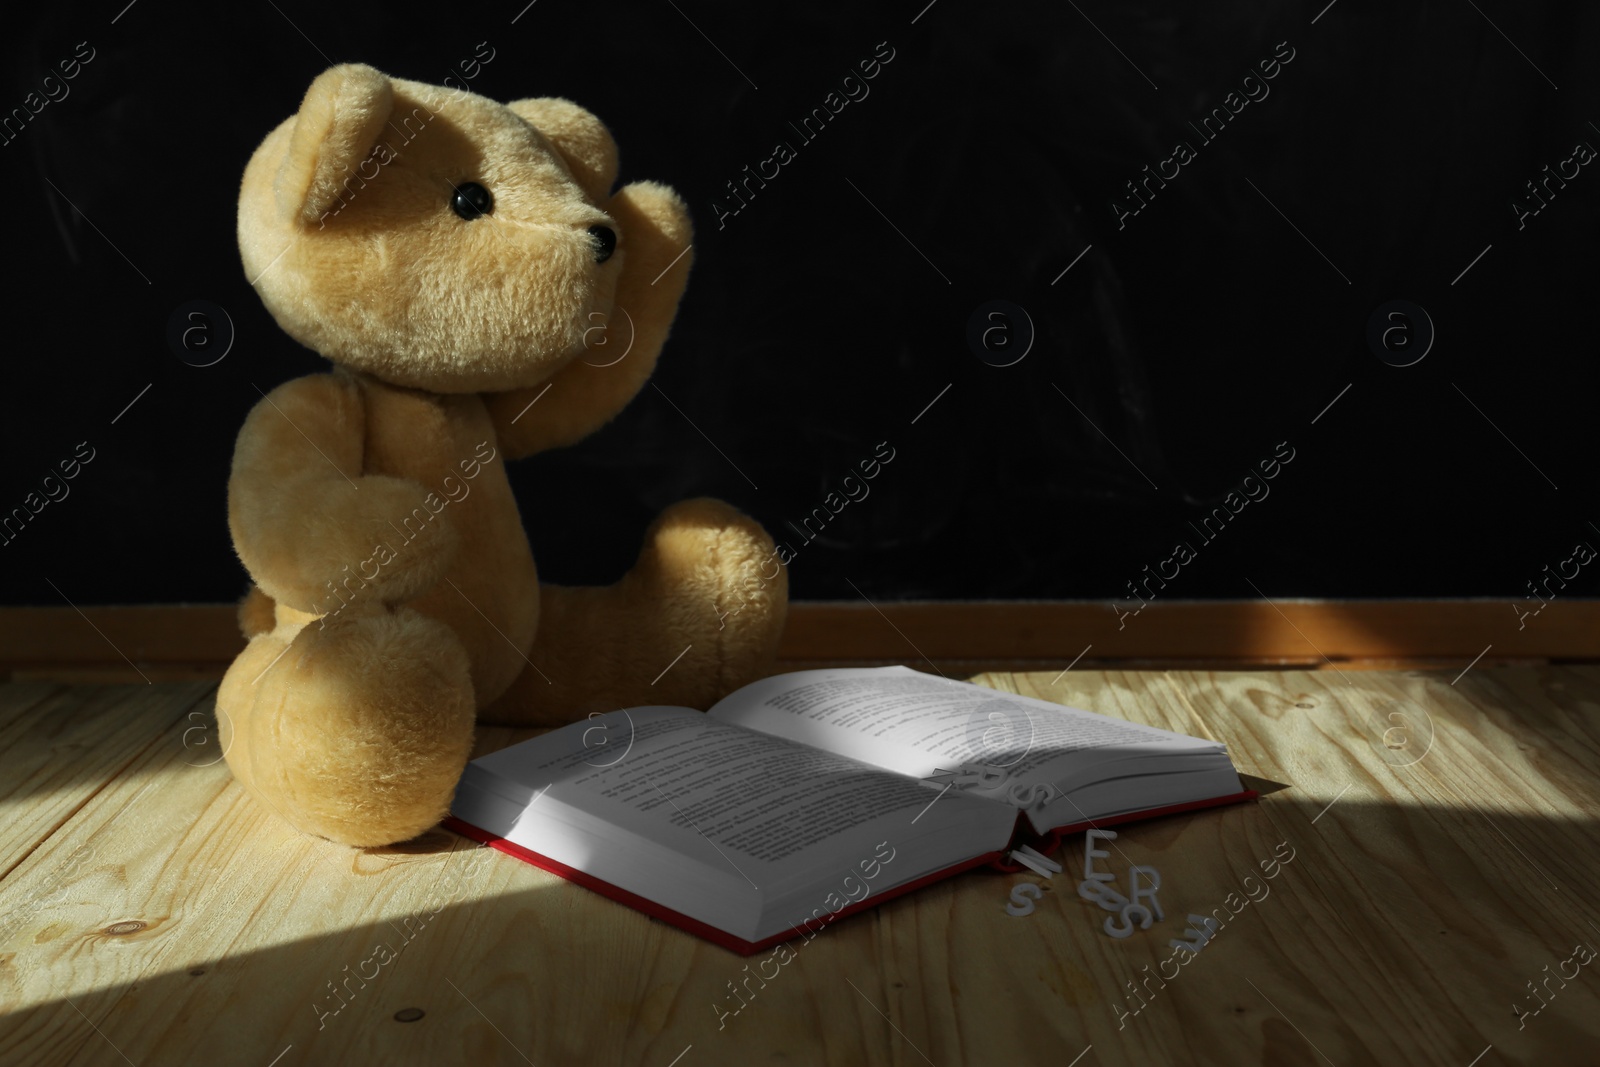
[450,182,493,220]
[587,225,616,263]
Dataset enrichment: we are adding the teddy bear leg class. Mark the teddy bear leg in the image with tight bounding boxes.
[216,607,477,847]
[482,497,787,726]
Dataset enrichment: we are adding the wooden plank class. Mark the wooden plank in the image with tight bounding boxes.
[0,681,67,713]
[0,682,213,881]
[1,669,1597,1064]
[0,687,338,1066]
[7,664,246,685]
[2,600,1598,677]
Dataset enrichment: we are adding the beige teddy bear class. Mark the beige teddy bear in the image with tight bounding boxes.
[217,64,787,848]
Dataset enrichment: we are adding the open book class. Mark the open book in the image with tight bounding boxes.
[444,666,1253,954]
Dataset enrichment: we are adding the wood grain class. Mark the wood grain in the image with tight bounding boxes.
[0,682,214,880]
[0,668,1597,1065]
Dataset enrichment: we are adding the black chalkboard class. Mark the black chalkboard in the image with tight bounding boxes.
[2,0,1597,607]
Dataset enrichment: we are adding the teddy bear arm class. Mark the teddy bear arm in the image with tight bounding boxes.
[486,180,693,459]
[228,374,460,610]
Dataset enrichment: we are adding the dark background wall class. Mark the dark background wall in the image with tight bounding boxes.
[1,0,1596,608]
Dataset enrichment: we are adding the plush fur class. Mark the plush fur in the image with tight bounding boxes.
[219,64,787,848]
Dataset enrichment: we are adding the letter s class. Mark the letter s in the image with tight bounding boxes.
[1005,882,1042,917]
[1273,440,1295,463]
[75,441,96,463]
[1104,902,1153,938]
[874,40,897,63]
[1274,40,1295,63]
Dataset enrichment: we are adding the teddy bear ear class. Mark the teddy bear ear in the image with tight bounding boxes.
[506,97,619,203]
[275,63,395,224]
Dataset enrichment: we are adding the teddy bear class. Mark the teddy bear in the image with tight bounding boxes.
[216,63,788,848]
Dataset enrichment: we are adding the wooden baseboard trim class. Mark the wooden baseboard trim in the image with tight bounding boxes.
[0,600,1594,679]
[778,599,1600,663]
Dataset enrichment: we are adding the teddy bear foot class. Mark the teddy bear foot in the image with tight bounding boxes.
[217,607,477,847]
[626,496,789,700]
[481,497,787,726]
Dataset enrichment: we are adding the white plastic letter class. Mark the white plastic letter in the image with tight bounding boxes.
[1078,878,1129,912]
[1169,913,1220,954]
[1105,902,1154,938]
[1127,865,1164,921]
[1010,845,1063,879]
[1083,828,1118,883]
[1006,882,1043,917]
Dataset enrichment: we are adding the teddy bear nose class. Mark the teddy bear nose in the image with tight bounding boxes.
[587,225,616,264]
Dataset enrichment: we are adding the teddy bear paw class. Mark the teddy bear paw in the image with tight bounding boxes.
[217,607,477,847]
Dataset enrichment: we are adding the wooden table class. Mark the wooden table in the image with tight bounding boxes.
[3,667,1598,1066]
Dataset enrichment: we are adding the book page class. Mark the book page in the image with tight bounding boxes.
[461,706,1016,889]
[708,666,1223,784]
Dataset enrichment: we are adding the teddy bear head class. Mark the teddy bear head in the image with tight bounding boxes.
[238,64,630,394]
